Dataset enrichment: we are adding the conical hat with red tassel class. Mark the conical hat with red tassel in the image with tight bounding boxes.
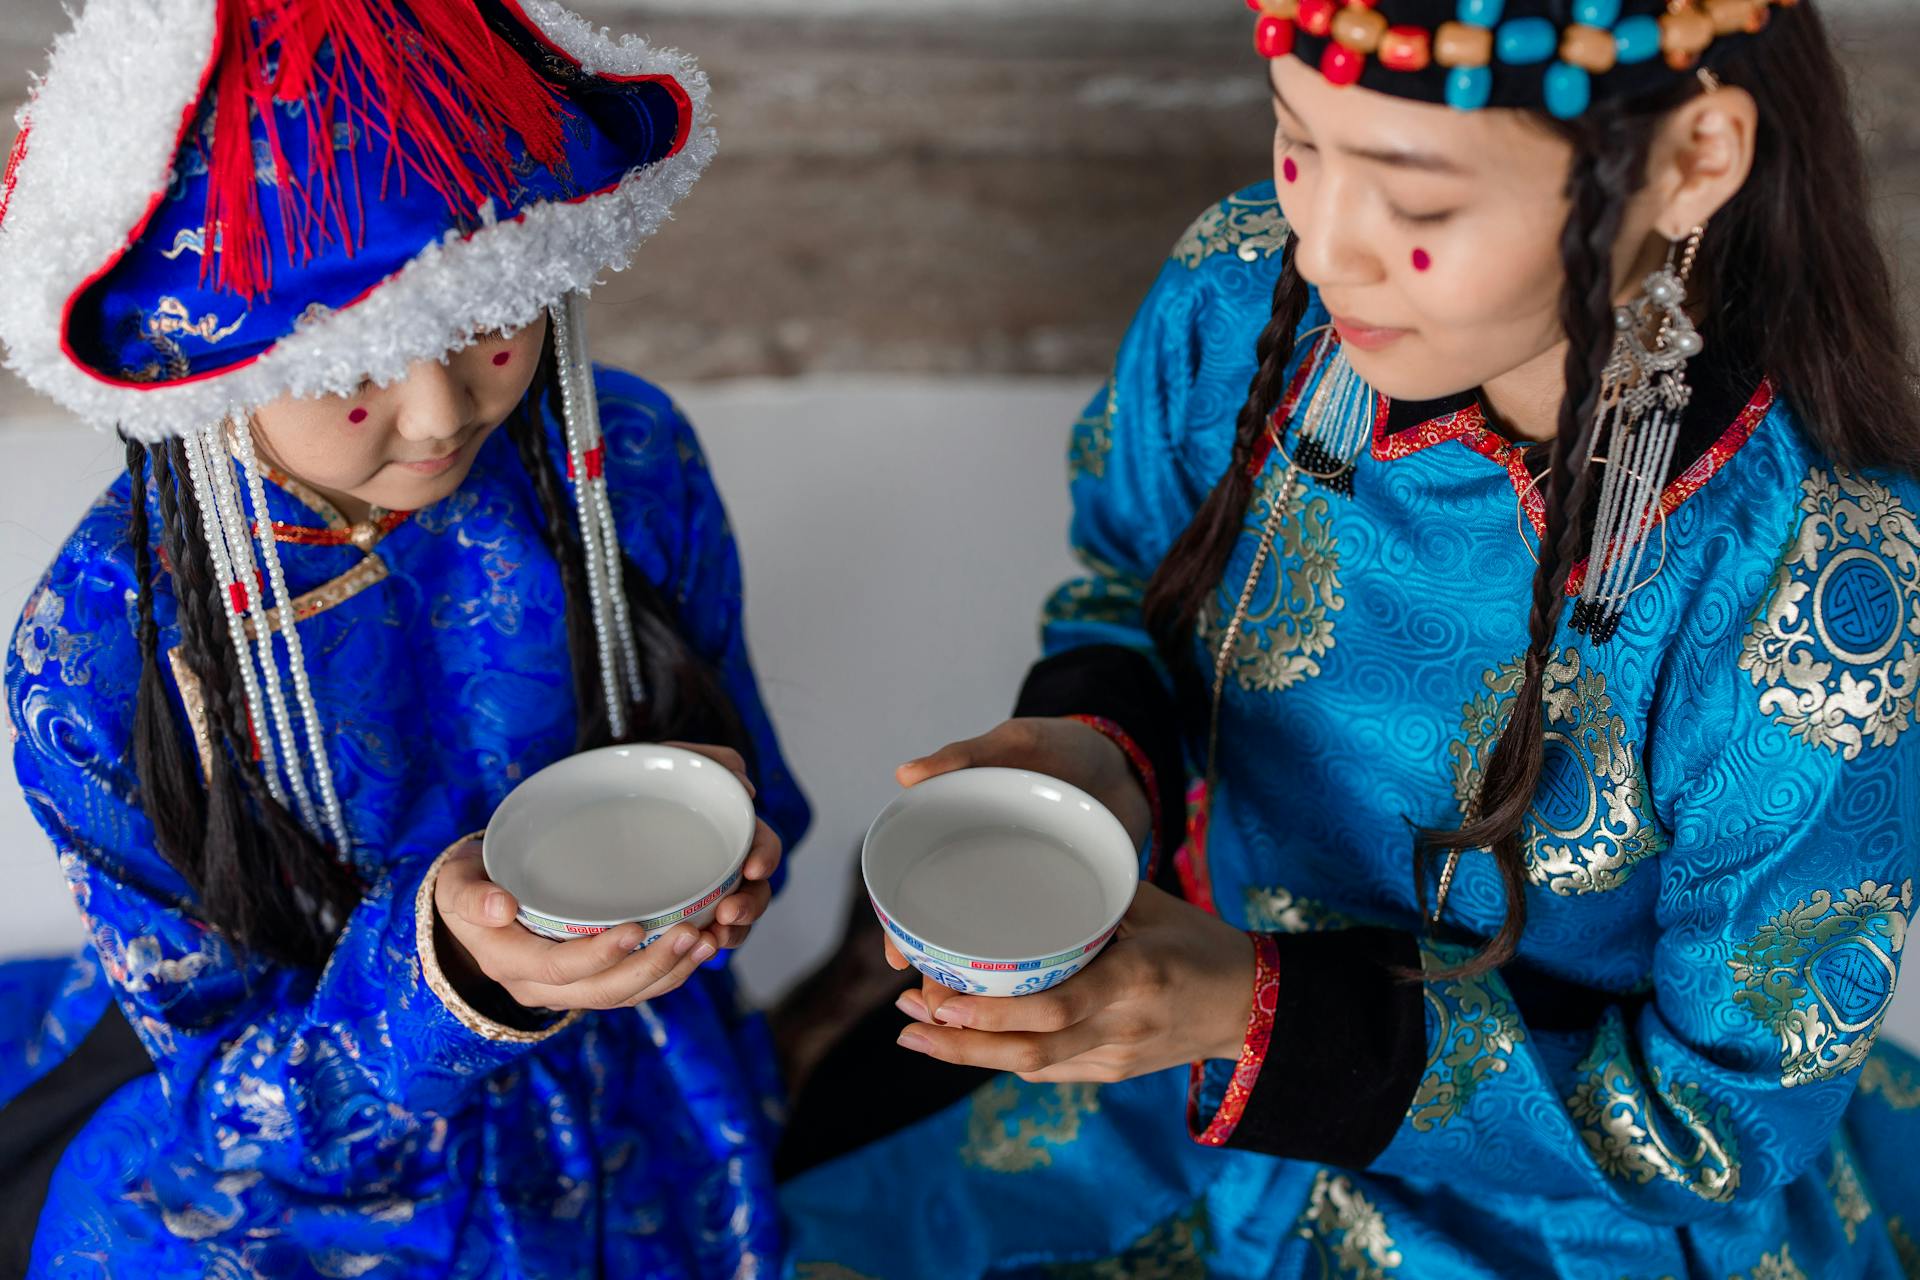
[0,0,711,441]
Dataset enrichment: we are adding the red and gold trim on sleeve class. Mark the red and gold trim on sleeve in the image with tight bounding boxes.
[1065,713,1164,880]
[1189,931,1281,1146]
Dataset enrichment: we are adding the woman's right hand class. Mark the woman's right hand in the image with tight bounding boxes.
[434,838,719,1012]
[884,717,1153,972]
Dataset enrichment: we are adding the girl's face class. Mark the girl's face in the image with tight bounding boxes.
[249,318,547,517]
[1267,57,1668,409]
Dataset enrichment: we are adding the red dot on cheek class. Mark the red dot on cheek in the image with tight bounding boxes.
[1282,157,1299,185]
[347,407,369,425]
[1412,247,1433,273]
[492,352,511,367]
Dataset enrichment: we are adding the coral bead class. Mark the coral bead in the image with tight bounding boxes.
[1321,41,1365,86]
[1255,14,1296,57]
[1378,26,1432,72]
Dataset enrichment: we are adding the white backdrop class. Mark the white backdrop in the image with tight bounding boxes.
[3,379,1918,1051]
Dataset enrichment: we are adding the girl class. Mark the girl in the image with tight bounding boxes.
[782,1,1920,1275]
[0,0,806,1275]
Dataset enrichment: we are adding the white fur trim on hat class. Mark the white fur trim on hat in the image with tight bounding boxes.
[0,0,714,442]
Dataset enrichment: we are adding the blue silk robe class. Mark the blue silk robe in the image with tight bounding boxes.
[781,184,1920,1279]
[3,367,809,1277]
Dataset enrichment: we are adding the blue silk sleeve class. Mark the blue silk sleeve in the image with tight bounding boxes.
[7,549,568,1200]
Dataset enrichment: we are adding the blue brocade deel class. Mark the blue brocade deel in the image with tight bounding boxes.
[779,184,1920,1279]
[2,367,809,1278]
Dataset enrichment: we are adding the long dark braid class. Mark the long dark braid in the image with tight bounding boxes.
[126,327,749,967]
[1141,230,1310,677]
[1414,113,1653,977]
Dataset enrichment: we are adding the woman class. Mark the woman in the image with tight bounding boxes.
[782,1,1920,1274]
[0,0,806,1274]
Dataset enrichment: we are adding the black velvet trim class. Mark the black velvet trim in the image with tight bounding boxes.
[0,998,155,1278]
[1221,927,1426,1169]
[1014,645,1188,875]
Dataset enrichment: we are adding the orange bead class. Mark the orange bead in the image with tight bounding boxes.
[1331,5,1389,52]
[1661,8,1715,56]
[1378,25,1432,72]
[1433,21,1494,68]
[1559,23,1619,73]
[1707,0,1759,33]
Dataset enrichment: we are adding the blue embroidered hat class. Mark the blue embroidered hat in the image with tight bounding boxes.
[1249,0,1788,118]
[0,0,713,441]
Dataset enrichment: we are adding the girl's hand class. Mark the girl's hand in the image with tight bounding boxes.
[661,741,784,952]
[881,717,1152,974]
[892,883,1257,1084]
[432,739,783,1013]
[435,839,717,1011]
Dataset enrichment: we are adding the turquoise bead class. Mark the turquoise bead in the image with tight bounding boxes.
[1613,15,1661,63]
[1545,62,1592,118]
[1456,0,1504,28]
[1497,17,1558,64]
[1446,65,1494,111]
[1573,0,1622,27]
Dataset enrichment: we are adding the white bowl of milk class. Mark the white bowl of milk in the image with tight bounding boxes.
[862,767,1140,998]
[483,744,756,946]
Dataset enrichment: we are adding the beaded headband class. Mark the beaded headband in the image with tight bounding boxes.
[1248,0,1790,117]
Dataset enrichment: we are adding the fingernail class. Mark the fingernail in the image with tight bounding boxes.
[897,1030,932,1053]
[692,941,717,963]
[615,928,644,951]
[485,892,510,923]
[934,1003,971,1028]
[673,933,697,957]
[896,991,929,1022]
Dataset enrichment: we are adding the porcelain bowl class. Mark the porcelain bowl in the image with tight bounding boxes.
[483,744,755,946]
[862,767,1139,998]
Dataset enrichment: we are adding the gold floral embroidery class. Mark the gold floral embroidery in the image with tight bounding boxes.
[1045,1203,1208,1279]
[1200,461,1343,694]
[1740,468,1920,758]
[1729,879,1910,1087]
[1295,1170,1402,1280]
[1565,1014,1740,1204]
[1070,377,1118,482]
[1731,1244,1807,1280]
[160,1170,261,1241]
[1829,1144,1872,1244]
[1243,884,1349,935]
[415,840,582,1045]
[1043,549,1148,634]
[1858,1050,1920,1109]
[1171,193,1289,270]
[1451,648,1662,896]
[960,1078,1101,1173]
[1408,942,1526,1131]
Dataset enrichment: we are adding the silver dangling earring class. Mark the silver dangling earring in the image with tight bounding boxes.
[1570,224,1706,643]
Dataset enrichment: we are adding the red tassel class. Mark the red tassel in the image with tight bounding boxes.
[204,0,570,301]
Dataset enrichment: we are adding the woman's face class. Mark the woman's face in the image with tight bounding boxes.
[1267,57,1663,407]
[249,317,547,517]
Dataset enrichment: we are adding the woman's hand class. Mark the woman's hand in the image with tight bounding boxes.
[880,717,1152,975]
[892,883,1257,1084]
[432,740,784,1015]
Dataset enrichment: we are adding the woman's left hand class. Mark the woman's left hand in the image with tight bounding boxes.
[895,883,1257,1083]
[664,741,782,951]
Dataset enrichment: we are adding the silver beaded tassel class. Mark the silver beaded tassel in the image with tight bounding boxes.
[1571,229,1705,644]
[550,291,646,739]
[181,421,352,854]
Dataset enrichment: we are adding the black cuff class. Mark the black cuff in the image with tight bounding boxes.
[1223,927,1427,1168]
[1013,645,1187,869]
